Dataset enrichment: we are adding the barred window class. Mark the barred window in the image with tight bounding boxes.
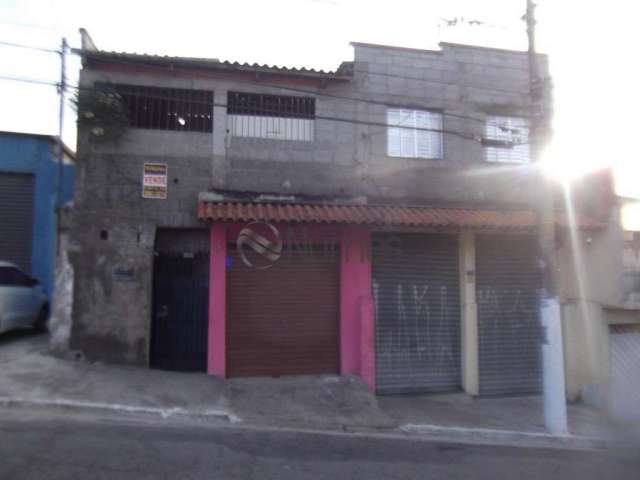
[227,92,315,141]
[97,84,213,133]
[484,116,530,163]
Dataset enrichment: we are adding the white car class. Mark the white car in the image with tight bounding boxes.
[0,261,49,334]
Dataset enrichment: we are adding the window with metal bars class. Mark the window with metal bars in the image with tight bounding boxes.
[484,116,530,163]
[96,84,213,133]
[227,92,315,118]
[227,92,315,141]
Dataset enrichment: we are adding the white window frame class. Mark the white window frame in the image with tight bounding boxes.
[387,108,443,159]
[485,115,530,163]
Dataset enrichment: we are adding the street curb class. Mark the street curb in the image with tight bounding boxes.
[0,396,610,451]
[398,423,610,450]
[0,396,240,423]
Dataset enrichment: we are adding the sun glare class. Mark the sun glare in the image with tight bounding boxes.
[621,202,640,232]
[538,1,640,196]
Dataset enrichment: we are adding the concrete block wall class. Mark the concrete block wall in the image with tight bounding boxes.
[350,43,544,205]
[75,43,547,207]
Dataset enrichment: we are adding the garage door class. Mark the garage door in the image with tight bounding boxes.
[373,233,461,394]
[476,234,542,396]
[609,324,640,420]
[226,246,339,377]
[0,173,34,272]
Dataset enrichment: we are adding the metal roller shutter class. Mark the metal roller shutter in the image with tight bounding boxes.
[609,324,640,420]
[373,233,461,394]
[226,246,339,377]
[0,173,34,272]
[476,234,542,396]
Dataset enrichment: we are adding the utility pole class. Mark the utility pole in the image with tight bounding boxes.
[526,0,568,435]
[56,37,68,254]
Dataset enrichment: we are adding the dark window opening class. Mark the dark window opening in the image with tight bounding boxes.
[96,83,213,133]
[227,92,315,119]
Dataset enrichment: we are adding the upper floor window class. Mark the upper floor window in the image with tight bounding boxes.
[100,84,213,133]
[227,92,315,141]
[387,108,443,159]
[484,116,530,163]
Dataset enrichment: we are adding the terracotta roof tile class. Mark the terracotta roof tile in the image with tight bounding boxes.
[197,202,605,230]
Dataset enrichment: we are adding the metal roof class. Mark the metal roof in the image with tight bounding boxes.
[76,49,353,81]
[197,201,605,230]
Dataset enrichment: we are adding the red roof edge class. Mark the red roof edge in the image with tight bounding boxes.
[197,201,607,230]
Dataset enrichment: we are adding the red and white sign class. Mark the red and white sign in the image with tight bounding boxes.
[142,163,168,199]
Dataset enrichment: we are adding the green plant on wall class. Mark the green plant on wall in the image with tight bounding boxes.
[73,88,129,142]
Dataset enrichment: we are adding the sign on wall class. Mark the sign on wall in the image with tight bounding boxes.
[142,163,168,199]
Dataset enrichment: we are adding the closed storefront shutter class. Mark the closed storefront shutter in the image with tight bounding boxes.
[476,234,542,396]
[226,246,339,377]
[373,233,461,394]
[0,173,34,272]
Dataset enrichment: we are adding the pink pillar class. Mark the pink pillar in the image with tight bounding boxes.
[208,223,226,377]
[359,295,375,391]
[340,227,375,391]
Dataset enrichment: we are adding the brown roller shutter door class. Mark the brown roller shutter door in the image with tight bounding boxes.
[226,247,340,377]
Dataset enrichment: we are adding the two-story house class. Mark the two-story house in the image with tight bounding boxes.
[69,30,614,399]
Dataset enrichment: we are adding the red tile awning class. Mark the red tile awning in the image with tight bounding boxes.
[198,201,605,230]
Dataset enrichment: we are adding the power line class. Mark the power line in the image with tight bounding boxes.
[0,74,59,87]
[0,73,530,146]
[1,37,536,126]
[69,49,516,127]
[66,82,482,141]
[353,68,531,102]
[0,40,59,54]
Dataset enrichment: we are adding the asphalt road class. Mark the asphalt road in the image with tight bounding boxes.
[0,408,638,480]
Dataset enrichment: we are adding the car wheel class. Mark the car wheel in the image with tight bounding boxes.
[34,304,50,332]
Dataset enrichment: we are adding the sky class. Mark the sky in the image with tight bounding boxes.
[1,0,639,200]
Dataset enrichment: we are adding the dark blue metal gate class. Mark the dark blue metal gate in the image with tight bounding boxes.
[151,252,209,372]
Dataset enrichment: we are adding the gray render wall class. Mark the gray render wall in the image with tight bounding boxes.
[70,43,549,365]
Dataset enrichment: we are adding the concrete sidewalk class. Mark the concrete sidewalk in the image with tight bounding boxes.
[0,332,392,430]
[0,332,631,449]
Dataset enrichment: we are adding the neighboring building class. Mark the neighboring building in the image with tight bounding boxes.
[558,191,640,419]
[0,131,75,297]
[70,31,614,399]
